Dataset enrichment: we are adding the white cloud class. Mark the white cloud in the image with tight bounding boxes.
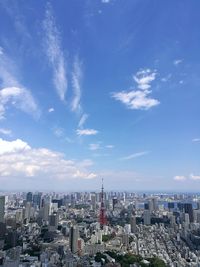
[121,151,149,160]
[0,49,39,119]
[78,159,94,167]
[78,113,88,128]
[0,47,3,55]
[89,143,100,151]
[192,138,200,142]
[76,129,98,136]
[48,107,54,113]
[161,74,171,82]
[190,174,200,180]
[106,145,114,149]
[0,138,30,155]
[102,0,111,3]
[0,138,96,180]
[0,2,31,41]
[0,87,39,120]
[43,3,67,101]
[174,59,183,66]
[112,90,159,110]
[71,56,82,112]
[133,69,156,90]
[0,128,12,136]
[174,175,186,181]
[112,69,159,110]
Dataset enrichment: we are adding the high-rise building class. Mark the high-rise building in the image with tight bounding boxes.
[184,203,194,223]
[143,210,151,225]
[168,202,175,210]
[0,196,5,223]
[148,198,158,212]
[42,202,50,221]
[177,202,184,212]
[33,193,42,208]
[91,194,96,211]
[69,225,79,254]
[49,213,59,232]
[130,215,137,233]
[112,197,118,211]
[148,199,154,212]
[24,202,31,222]
[26,192,33,203]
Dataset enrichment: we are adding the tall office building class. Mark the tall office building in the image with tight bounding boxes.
[184,203,194,223]
[49,213,59,232]
[143,210,151,225]
[24,202,31,222]
[112,197,118,211]
[168,202,175,211]
[91,194,96,211]
[33,193,42,208]
[26,192,33,203]
[148,198,158,212]
[69,225,79,254]
[42,202,50,221]
[0,196,5,223]
[130,215,137,233]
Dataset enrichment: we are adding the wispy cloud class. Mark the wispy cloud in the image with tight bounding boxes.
[121,151,150,160]
[112,69,159,110]
[173,174,200,181]
[192,138,200,142]
[161,74,172,82]
[89,143,100,151]
[0,87,39,120]
[48,107,54,113]
[0,1,31,44]
[0,49,39,119]
[71,56,82,112]
[0,47,3,55]
[43,3,67,101]
[0,128,12,136]
[190,174,200,180]
[133,69,156,90]
[53,127,64,138]
[106,145,114,149]
[174,59,183,66]
[76,129,98,136]
[101,0,111,3]
[78,113,88,128]
[174,175,186,181]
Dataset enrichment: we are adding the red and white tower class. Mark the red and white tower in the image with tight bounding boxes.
[99,178,107,228]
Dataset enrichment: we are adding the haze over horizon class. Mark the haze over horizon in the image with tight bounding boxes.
[0,0,199,191]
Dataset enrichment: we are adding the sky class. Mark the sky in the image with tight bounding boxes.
[0,0,200,191]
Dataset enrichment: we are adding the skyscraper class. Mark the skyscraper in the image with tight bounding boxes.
[143,210,151,225]
[0,196,5,223]
[26,192,33,203]
[130,215,137,233]
[69,225,79,254]
[184,203,194,223]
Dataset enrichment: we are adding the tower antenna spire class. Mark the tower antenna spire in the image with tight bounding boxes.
[99,178,107,228]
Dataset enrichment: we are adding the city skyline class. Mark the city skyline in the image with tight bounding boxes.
[0,0,200,191]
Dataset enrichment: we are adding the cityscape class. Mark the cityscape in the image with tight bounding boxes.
[0,0,200,266]
[1,187,200,266]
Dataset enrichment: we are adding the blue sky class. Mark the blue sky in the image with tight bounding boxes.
[0,0,200,191]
